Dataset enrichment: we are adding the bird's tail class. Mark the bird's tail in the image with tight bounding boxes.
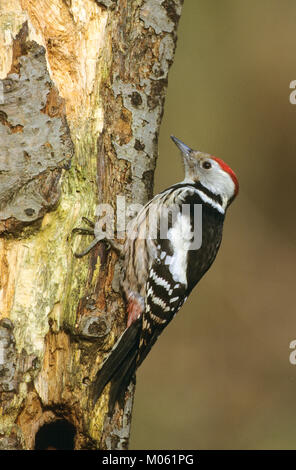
[91,318,141,414]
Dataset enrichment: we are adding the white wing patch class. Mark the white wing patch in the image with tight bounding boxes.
[166,212,192,287]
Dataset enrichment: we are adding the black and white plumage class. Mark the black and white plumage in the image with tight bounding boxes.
[92,136,239,412]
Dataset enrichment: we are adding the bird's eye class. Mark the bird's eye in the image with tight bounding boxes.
[202,161,212,170]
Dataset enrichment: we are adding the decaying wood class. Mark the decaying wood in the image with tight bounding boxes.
[0,0,183,449]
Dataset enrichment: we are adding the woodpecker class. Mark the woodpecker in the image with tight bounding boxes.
[86,136,239,411]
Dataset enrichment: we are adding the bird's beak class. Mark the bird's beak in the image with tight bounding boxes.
[170,135,193,156]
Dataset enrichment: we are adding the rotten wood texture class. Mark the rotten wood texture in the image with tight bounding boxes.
[0,0,183,449]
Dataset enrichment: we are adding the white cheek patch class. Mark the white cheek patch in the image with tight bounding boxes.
[202,166,235,204]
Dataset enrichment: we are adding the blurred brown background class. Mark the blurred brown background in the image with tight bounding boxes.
[130,0,296,449]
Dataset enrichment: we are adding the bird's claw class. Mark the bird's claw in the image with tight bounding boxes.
[72,218,98,258]
[81,217,95,229]
[72,227,95,236]
[72,218,124,259]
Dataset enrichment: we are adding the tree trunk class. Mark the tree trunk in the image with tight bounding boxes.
[0,0,183,450]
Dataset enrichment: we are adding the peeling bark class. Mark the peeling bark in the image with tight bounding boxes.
[0,0,183,449]
[0,22,73,233]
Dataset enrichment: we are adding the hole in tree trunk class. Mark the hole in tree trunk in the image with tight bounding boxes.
[34,419,76,450]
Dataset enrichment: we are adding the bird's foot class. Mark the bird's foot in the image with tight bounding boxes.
[72,217,124,258]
